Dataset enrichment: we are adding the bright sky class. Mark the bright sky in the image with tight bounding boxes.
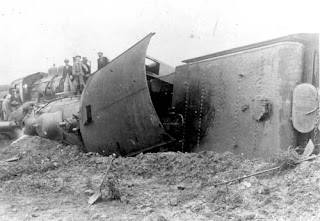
[0,0,319,84]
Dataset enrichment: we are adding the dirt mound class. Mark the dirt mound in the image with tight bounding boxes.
[112,151,259,185]
[0,137,83,182]
[0,136,319,220]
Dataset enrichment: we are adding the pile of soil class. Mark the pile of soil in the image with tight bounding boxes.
[0,136,319,220]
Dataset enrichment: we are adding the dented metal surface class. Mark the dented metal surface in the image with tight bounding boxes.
[172,34,319,158]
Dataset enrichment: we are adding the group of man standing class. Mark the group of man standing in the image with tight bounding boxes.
[0,52,109,121]
[62,52,109,95]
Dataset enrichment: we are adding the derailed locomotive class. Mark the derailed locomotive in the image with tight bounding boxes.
[4,33,319,159]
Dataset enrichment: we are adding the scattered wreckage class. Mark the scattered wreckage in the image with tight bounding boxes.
[1,33,319,159]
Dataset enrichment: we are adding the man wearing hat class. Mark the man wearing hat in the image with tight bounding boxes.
[72,55,88,95]
[63,59,74,93]
[97,52,109,70]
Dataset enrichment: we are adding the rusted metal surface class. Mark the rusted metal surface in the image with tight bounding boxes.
[292,83,318,133]
[173,42,307,158]
[79,33,174,156]
[251,96,272,122]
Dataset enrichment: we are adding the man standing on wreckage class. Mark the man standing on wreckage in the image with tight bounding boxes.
[97,51,109,70]
[72,55,88,95]
[62,59,74,94]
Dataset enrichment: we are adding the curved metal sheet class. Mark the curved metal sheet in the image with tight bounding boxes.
[79,33,173,156]
[292,83,318,133]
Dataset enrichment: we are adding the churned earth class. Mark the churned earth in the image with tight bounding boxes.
[0,135,320,221]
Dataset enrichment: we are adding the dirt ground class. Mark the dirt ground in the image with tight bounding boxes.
[1,135,320,221]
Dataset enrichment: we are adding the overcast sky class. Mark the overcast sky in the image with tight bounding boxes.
[0,0,319,84]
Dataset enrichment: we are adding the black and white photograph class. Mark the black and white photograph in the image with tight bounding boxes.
[0,0,319,220]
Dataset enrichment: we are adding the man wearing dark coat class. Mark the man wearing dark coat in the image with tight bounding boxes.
[62,59,74,93]
[97,52,109,70]
[73,55,87,95]
[82,57,91,83]
[62,59,73,80]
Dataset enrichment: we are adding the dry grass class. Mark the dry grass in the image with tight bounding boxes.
[273,149,298,172]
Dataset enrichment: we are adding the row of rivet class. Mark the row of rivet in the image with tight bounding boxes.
[182,83,190,150]
[197,81,205,148]
[233,72,242,148]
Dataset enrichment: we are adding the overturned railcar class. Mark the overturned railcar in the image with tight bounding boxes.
[6,33,319,159]
[171,33,319,158]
